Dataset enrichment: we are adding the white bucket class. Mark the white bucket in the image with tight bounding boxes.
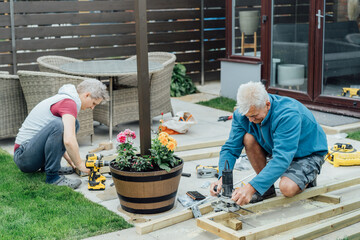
[239,10,259,35]
[277,64,305,86]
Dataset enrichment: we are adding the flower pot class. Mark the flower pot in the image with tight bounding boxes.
[110,157,183,214]
[239,10,259,35]
[277,64,305,86]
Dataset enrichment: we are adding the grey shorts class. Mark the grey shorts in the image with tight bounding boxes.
[281,154,325,190]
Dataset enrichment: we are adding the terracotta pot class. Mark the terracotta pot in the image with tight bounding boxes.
[110,157,183,214]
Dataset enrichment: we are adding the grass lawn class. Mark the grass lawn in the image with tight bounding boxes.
[347,130,360,141]
[197,96,236,113]
[0,149,132,240]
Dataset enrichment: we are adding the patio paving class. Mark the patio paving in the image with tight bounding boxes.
[1,81,360,239]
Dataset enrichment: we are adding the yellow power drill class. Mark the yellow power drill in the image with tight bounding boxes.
[85,153,110,191]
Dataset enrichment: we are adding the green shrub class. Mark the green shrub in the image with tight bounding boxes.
[170,64,197,97]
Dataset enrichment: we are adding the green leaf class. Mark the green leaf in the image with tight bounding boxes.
[159,163,171,172]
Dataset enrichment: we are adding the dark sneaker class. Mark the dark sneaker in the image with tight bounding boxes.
[250,185,276,203]
[51,176,82,189]
[58,166,74,175]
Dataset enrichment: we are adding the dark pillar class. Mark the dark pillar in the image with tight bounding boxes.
[135,0,151,155]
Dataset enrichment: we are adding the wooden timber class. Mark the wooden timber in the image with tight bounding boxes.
[197,177,360,240]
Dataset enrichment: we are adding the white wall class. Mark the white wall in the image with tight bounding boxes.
[220,61,261,100]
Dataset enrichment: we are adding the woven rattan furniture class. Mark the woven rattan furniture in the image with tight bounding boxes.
[58,58,164,140]
[0,71,9,74]
[126,52,176,116]
[37,55,82,73]
[17,70,94,142]
[0,74,27,139]
[95,52,176,127]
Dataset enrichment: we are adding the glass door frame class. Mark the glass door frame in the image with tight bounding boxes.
[265,0,360,117]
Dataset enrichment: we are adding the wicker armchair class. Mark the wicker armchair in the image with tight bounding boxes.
[37,55,82,73]
[93,52,176,127]
[17,70,94,142]
[0,74,27,139]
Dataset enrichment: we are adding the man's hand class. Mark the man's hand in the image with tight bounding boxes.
[210,177,223,196]
[231,183,256,206]
[76,164,90,175]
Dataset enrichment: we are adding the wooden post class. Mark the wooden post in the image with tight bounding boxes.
[135,0,151,155]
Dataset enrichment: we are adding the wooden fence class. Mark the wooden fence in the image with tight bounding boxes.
[0,0,225,82]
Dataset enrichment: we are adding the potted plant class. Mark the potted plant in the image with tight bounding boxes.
[110,128,184,214]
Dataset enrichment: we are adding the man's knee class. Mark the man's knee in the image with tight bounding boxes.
[243,133,258,149]
[279,177,301,197]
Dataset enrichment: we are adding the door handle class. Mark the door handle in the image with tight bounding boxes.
[316,9,324,29]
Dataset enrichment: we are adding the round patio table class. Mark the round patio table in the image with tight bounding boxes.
[60,59,164,142]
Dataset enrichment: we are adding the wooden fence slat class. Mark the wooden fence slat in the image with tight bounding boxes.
[12,1,133,13]
[15,31,202,51]
[1,0,225,81]
[13,12,133,26]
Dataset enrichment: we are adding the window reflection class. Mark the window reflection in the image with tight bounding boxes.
[232,0,261,57]
[322,0,360,99]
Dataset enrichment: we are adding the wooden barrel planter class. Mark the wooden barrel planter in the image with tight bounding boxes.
[110,158,183,214]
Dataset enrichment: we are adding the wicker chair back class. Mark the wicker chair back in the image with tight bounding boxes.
[37,55,82,74]
[17,70,94,140]
[0,74,27,139]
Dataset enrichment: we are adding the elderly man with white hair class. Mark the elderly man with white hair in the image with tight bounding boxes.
[210,81,328,206]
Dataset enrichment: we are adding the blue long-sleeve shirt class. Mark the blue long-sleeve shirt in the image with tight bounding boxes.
[218,94,328,195]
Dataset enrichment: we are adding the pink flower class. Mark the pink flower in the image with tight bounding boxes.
[123,148,126,151]
[116,133,126,143]
[124,129,131,135]
[117,134,126,143]
[131,132,136,139]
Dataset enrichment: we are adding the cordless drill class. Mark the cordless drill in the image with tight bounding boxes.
[85,153,110,191]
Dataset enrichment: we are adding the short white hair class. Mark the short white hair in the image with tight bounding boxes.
[236,81,269,115]
[77,78,109,101]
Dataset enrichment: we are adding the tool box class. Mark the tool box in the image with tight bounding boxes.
[325,143,360,167]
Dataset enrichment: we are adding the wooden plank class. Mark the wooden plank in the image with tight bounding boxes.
[310,193,341,204]
[197,177,360,231]
[197,216,242,240]
[147,10,200,21]
[0,28,11,39]
[11,1,134,13]
[176,139,226,152]
[13,24,136,39]
[0,15,11,27]
[12,20,203,39]
[136,202,214,235]
[227,218,242,231]
[233,198,360,240]
[147,0,199,9]
[16,30,201,51]
[13,12,133,26]
[288,209,360,240]
[178,150,220,162]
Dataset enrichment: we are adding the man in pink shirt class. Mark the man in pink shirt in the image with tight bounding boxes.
[14,79,109,189]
